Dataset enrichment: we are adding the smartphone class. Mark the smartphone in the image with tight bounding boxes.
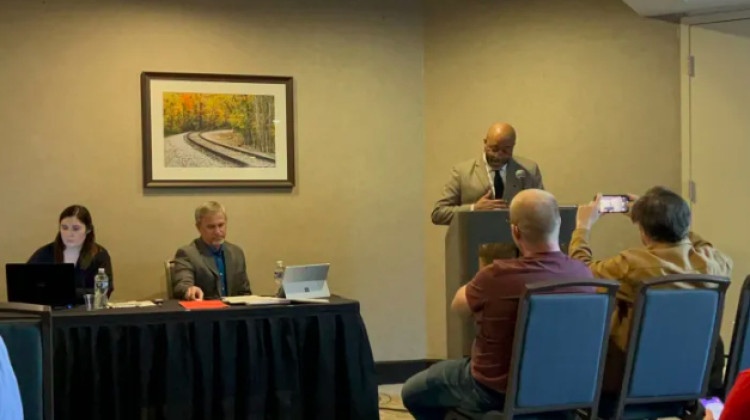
[598,195,630,213]
[700,397,724,419]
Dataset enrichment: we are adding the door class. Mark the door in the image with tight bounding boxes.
[689,18,750,341]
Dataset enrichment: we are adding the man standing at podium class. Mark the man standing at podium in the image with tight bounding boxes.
[431,122,544,226]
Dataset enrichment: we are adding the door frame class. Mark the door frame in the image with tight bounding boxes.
[680,10,750,202]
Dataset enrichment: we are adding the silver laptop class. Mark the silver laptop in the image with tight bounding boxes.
[281,263,330,300]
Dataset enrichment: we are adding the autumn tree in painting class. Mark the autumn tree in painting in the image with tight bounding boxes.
[163,92,276,153]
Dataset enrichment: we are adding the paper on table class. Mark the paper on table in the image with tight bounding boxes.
[222,295,290,305]
[107,301,157,308]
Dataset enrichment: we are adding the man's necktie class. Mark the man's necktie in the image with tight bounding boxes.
[494,169,504,199]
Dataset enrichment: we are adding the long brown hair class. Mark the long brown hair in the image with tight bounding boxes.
[53,205,99,268]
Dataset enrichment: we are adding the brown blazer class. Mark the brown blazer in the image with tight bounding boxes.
[569,228,733,353]
[431,155,544,226]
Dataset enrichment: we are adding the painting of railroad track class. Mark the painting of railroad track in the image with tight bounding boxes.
[141,72,295,188]
[163,93,276,168]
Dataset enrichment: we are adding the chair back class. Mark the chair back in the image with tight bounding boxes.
[502,279,619,419]
[725,275,750,394]
[165,260,175,299]
[611,274,728,420]
[0,302,53,420]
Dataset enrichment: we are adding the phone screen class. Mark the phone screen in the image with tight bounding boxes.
[598,195,629,213]
[700,397,724,419]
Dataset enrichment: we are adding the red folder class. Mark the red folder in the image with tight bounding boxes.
[179,300,228,310]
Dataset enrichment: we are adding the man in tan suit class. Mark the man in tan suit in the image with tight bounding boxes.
[570,186,732,395]
[431,122,544,226]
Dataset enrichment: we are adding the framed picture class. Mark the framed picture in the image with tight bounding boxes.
[140,72,295,188]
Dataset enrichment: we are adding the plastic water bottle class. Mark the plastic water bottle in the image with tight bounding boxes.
[94,268,109,309]
[273,261,285,297]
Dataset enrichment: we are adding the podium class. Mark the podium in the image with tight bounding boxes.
[444,206,578,358]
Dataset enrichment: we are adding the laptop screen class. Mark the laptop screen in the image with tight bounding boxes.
[282,263,330,299]
[5,263,77,308]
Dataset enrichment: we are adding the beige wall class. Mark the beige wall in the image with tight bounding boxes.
[0,0,426,361]
[0,0,683,362]
[423,0,681,357]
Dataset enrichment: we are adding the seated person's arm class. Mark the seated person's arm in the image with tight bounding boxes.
[173,249,203,300]
[450,285,472,318]
[455,268,496,318]
[568,228,630,279]
[27,246,50,263]
[570,199,630,279]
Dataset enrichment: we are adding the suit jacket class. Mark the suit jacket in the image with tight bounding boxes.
[172,238,251,299]
[431,155,544,225]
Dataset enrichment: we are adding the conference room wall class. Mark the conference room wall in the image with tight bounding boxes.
[0,0,426,361]
[424,0,681,357]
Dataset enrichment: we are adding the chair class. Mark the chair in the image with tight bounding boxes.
[164,259,175,299]
[0,302,53,420]
[447,279,619,420]
[599,274,729,420]
[724,274,750,395]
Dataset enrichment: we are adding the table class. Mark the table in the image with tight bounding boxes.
[50,297,378,420]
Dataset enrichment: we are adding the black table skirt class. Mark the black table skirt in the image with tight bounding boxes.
[51,298,378,420]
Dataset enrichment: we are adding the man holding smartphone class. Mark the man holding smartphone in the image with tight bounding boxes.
[569,186,733,396]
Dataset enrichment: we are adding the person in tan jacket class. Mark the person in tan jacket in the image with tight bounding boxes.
[570,186,733,394]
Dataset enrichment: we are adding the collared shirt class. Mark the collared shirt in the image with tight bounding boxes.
[208,244,228,297]
[0,337,23,420]
[483,153,507,198]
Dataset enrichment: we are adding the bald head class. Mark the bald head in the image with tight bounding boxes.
[484,122,517,168]
[509,189,561,245]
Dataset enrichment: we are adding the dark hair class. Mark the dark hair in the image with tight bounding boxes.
[53,205,99,268]
[631,186,691,243]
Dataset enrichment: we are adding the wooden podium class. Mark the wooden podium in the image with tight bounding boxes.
[444,207,578,358]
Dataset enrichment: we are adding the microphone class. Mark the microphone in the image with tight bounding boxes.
[515,169,526,179]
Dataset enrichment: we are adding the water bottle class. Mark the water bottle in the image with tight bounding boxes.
[94,268,109,309]
[273,261,284,297]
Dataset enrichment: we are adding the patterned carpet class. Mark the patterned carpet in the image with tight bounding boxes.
[379,384,413,419]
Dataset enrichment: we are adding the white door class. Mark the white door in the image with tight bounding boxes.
[689,18,750,341]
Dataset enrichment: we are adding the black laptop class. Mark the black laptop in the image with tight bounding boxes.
[6,263,77,308]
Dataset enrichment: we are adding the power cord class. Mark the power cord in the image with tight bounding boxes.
[378,392,409,412]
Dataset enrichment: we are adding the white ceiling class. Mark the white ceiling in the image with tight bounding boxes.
[622,0,750,16]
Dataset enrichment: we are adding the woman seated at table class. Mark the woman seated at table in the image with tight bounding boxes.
[28,205,113,303]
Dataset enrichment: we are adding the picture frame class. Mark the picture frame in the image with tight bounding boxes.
[140,72,295,188]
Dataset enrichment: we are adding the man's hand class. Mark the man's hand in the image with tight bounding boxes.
[576,195,602,230]
[184,286,204,301]
[704,409,714,420]
[474,190,508,211]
